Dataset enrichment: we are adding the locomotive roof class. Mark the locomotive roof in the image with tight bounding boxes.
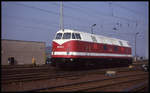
[56,29,131,47]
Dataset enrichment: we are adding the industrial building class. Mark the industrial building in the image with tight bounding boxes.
[1,39,46,65]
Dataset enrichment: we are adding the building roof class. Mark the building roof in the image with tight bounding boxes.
[2,39,46,44]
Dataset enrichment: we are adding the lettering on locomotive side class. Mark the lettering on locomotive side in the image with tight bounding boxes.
[57,46,64,48]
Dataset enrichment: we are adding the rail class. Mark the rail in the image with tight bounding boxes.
[122,81,148,92]
[18,73,147,92]
[2,67,142,84]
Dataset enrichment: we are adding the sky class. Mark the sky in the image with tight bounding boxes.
[1,1,149,59]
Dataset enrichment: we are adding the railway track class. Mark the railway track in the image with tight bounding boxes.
[2,68,53,76]
[2,64,51,68]
[83,76,147,92]
[122,81,148,92]
[2,61,144,76]
[1,66,143,84]
[19,72,148,92]
[2,65,44,71]
[2,64,148,92]
[2,65,54,75]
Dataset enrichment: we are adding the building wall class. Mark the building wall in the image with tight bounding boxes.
[46,46,51,58]
[1,39,46,65]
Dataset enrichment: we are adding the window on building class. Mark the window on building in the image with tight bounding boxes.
[63,33,71,39]
[103,45,107,50]
[72,33,76,39]
[75,33,81,39]
[55,33,62,39]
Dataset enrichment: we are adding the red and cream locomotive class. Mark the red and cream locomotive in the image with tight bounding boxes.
[51,29,132,68]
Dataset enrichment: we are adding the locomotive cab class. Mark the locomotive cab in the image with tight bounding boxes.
[51,29,82,67]
[53,30,82,51]
[55,30,81,40]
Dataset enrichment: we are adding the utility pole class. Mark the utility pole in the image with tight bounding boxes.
[60,2,64,31]
[91,24,96,34]
[135,32,139,62]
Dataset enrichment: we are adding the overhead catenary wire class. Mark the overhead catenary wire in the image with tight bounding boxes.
[5,14,143,40]
[4,13,143,39]
[56,4,102,25]
[62,3,141,34]
[13,2,147,31]
[14,3,96,27]
[7,3,90,32]
[14,3,59,15]
[64,2,147,27]
[9,2,148,28]
[5,14,58,25]
[112,2,145,17]
[6,3,146,38]
[16,2,96,27]
[4,14,89,33]
[54,3,134,31]
[61,2,137,23]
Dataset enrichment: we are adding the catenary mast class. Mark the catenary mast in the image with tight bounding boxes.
[60,2,64,31]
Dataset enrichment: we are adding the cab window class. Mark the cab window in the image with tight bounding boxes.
[55,33,62,39]
[75,33,81,39]
[63,33,71,39]
[72,33,76,39]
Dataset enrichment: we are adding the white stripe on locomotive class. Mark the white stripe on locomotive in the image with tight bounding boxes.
[52,51,132,57]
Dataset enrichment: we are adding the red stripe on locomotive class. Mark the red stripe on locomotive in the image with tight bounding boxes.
[52,40,132,58]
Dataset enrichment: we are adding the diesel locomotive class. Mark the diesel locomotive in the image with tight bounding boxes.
[51,29,132,68]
